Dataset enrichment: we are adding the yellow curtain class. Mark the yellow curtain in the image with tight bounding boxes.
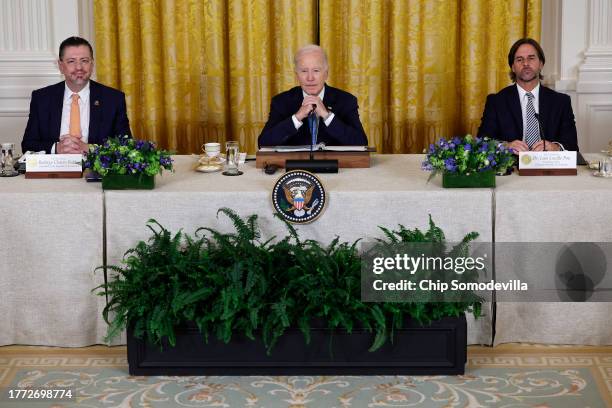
[94,0,316,154]
[321,0,541,153]
[95,0,540,154]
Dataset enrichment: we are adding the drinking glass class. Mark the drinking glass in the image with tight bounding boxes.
[1,143,17,176]
[224,141,240,176]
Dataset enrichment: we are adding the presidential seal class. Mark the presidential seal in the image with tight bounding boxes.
[272,170,326,224]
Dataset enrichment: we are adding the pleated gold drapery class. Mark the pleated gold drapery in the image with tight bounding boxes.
[94,0,316,154]
[94,0,540,154]
[321,0,541,153]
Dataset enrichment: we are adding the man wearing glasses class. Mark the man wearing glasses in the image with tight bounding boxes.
[22,36,131,154]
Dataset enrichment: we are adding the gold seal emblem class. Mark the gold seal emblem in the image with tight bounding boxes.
[521,154,532,165]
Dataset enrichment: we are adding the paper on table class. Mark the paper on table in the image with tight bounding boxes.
[259,144,367,153]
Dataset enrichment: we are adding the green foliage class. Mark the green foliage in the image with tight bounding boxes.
[372,215,483,322]
[85,136,173,176]
[97,209,482,353]
[422,134,516,177]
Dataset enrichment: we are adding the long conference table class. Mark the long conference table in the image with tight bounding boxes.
[1,154,610,347]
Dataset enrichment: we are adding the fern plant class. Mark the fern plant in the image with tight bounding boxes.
[97,208,482,353]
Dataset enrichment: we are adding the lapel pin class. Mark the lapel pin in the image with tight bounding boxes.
[327,106,332,111]
[94,100,100,106]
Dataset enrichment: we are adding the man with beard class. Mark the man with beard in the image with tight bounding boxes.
[22,36,131,154]
[477,38,578,152]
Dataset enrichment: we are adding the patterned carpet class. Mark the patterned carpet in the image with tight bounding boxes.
[0,344,610,407]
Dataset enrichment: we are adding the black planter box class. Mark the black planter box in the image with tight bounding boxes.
[127,314,466,376]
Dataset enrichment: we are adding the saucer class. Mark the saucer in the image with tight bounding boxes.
[199,156,224,165]
[195,164,222,173]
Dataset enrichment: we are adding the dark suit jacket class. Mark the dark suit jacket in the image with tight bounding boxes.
[22,80,131,153]
[258,85,368,146]
[477,84,578,151]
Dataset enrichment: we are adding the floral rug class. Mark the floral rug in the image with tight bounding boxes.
[0,345,610,407]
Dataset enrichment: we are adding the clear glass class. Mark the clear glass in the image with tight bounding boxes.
[1,143,17,176]
[224,141,239,175]
[605,158,612,176]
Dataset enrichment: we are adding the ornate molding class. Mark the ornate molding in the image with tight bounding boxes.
[577,0,612,92]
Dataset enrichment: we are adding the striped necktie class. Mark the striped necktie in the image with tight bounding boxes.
[524,92,540,147]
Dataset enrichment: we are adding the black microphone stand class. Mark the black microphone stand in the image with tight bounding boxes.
[534,113,546,151]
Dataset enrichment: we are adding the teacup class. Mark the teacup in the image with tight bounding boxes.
[204,142,221,158]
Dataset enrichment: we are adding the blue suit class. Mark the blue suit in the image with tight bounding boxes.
[477,84,578,151]
[22,80,131,153]
[258,85,367,147]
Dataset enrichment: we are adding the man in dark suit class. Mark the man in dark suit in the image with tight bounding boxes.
[258,45,367,147]
[22,36,131,154]
[478,38,578,152]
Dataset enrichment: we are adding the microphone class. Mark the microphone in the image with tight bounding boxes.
[534,113,546,151]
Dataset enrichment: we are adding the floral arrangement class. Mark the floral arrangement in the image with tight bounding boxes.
[422,134,515,176]
[85,136,173,177]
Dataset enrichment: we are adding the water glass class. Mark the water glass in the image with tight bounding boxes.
[1,143,17,176]
[604,158,612,176]
[224,141,240,175]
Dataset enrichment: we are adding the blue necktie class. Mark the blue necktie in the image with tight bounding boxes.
[308,112,318,146]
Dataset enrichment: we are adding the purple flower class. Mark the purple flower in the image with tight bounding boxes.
[421,161,433,171]
[444,158,457,172]
[452,137,461,145]
[428,144,436,154]
[463,144,472,151]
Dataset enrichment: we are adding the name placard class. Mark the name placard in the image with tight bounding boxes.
[518,151,577,176]
[25,154,83,178]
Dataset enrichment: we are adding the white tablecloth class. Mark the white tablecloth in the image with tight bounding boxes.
[5,154,610,347]
[494,154,612,345]
[0,177,106,346]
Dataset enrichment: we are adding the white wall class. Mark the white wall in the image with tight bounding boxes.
[1,0,611,154]
[0,0,93,154]
[542,0,612,152]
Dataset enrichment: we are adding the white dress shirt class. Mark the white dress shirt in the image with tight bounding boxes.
[53,81,91,153]
[291,87,335,130]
